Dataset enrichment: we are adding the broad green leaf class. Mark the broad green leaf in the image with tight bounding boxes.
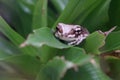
[101,31,120,53]
[36,57,76,80]
[36,47,93,80]
[0,17,38,56]
[32,0,48,29]
[24,27,70,49]
[37,45,58,63]
[62,61,111,80]
[36,46,92,66]
[106,57,120,80]
[50,0,69,13]
[82,31,105,54]
[58,47,92,65]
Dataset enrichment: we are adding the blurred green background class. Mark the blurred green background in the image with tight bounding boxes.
[0,0,120,80]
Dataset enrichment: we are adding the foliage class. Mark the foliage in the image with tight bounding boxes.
[0,0,120,80]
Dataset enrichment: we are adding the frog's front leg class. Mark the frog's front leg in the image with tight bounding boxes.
[68,38,81,45]
[68,40,78,45]
[68,39,82,45]
[68,35,86,45]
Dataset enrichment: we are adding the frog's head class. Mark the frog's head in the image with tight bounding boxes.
[55,23,89,42]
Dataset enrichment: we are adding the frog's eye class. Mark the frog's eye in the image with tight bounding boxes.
[56,27,59,30]
[56,26,63,33]
[70,29,75,34]
[76,29,81,32]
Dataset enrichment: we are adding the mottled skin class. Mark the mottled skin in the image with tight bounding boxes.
[55,23,89,45]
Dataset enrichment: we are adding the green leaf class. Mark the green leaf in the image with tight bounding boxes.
[0,77,26,80]
[47,8,57,27]
[50,0,69,13]
[0,16,24,46]
[62,61,111,80]
[36,47,93,80]
[4,54,41,77]
[0,0,24,36]
[0,37,21,60]
[0,0,35,36]
[79,0,111,32]
[0,38,37,77]
[58,47,92,65]
[101,31,120,53]
[53,0,87,27]
[24,27,70,49]
[108,0,120,30]
[32,0,48,29]
[0,50,17,61]
[37,45,58,63]
[0,17,38,56]
[106,57,120,80]
[36,57,76,80]
[53,0,110,31]
[82,31,105,54]
[17,0,37,13]
[16,0,38,36]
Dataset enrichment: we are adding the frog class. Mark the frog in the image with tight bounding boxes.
[54,23,89,45]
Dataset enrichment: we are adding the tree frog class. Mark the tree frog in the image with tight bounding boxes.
[55,23,89,45]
